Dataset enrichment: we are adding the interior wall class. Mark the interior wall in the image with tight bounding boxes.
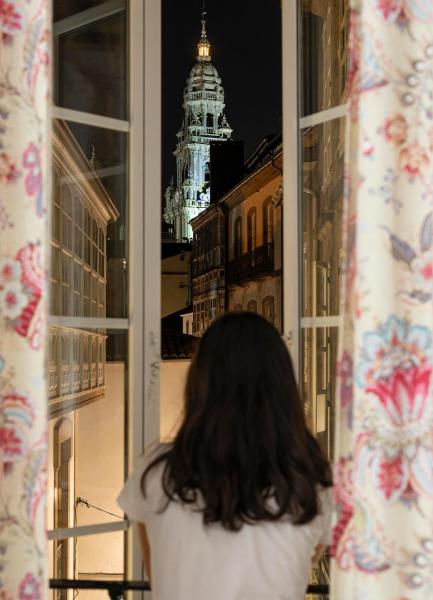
[160,359,190,441]
[74,362,125,595]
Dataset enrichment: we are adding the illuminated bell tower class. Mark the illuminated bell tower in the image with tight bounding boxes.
[164,2,233,242]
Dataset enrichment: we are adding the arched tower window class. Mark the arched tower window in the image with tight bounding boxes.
[206,113,213,128]
[234,216,243,258]
[247,208,257,253]
[263,197,274,246]
[204,162,210,184]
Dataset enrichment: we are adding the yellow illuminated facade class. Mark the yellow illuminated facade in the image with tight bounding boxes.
[49,121,119,417]
[226,149,283,332]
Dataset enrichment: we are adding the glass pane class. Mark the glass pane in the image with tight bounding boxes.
[55,11,127,119]
[51,119,128,318]
[301,325,336,599]
[301,327,338,461]
[54,1,112,22]
[49,530,125,600]
[47,329,127,533]
[300,0,348,116]
[301,118,345,318]
[50,0,130,586]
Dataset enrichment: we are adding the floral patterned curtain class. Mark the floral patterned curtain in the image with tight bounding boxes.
[332,0,433,597]
[0,1,50,598]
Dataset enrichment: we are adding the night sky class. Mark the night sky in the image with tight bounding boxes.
[162,0,282,193]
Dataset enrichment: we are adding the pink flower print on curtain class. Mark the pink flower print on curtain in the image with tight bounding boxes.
[0,1,25,41]
[332,0,433,598]
[0,244,45,350]
[0,0,50,598]
[18,574,40,600]
[0,390,35,473]
[23,143,43,217]
[374,0,433,22]
[0,153,20,184]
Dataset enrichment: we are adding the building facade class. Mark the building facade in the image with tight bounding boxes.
[164,9,233,242]
[50,120,119,418]
[49,119,121,589]
[190,140,283,335]
[191,204,226,335]
[226,149,283,332]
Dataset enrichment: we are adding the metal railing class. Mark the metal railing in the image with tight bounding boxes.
[49,579,329,598]
[227,242,275,285]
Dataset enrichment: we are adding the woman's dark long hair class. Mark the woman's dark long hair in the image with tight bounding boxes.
[143,312,332,531]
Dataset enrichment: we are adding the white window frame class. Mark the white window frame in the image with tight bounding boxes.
[48,0,161,590]
[281,0,348,377]
[281,0,300,371]
[49,0,347,588]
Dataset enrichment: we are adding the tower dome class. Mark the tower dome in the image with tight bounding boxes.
[164,2,233,242]
[188,62,222,88]
[184,61,225,123]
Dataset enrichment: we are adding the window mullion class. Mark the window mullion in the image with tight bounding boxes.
[299,103,348,129]
[54,0,127,36]
[282,0,300,376]
[52,106,130,132]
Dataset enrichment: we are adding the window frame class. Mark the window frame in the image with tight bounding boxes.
[47,0,161,586]
[234,215,243,258]
[262,197,273,246]
[281,0,347,375]
[48,0,347,584]
[247,207,257,253]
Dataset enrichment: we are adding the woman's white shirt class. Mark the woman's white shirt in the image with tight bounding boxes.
[117,453,332,600]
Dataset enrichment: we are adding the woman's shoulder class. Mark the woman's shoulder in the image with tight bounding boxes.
[117,443,171,522]
[317,485,333,514]
[135,442,171,472]
[314,485,333,545]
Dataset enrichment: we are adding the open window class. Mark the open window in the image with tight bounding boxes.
[48,0,160,587]
[47,0,348,593]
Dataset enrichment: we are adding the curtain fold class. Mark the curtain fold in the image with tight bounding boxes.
[332,1,433,597]
[0,1,50,598]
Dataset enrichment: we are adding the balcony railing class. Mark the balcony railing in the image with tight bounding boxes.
[227,243,274,285]
[82,364,90,390]
[71,365,81,393]
[61,365,71,395]
[48,327,107,403]
[91,362,98,387]
[192,247,224,277]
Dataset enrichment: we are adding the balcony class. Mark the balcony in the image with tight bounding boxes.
[227,243,274,285]
[48,327,107,417]
[49,367,58,398]
[192,247,224,277]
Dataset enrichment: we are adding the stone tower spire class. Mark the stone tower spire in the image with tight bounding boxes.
[164,1,233,242]
[197,0,211,61]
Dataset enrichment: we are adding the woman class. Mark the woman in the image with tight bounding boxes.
[118,312,333,599]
